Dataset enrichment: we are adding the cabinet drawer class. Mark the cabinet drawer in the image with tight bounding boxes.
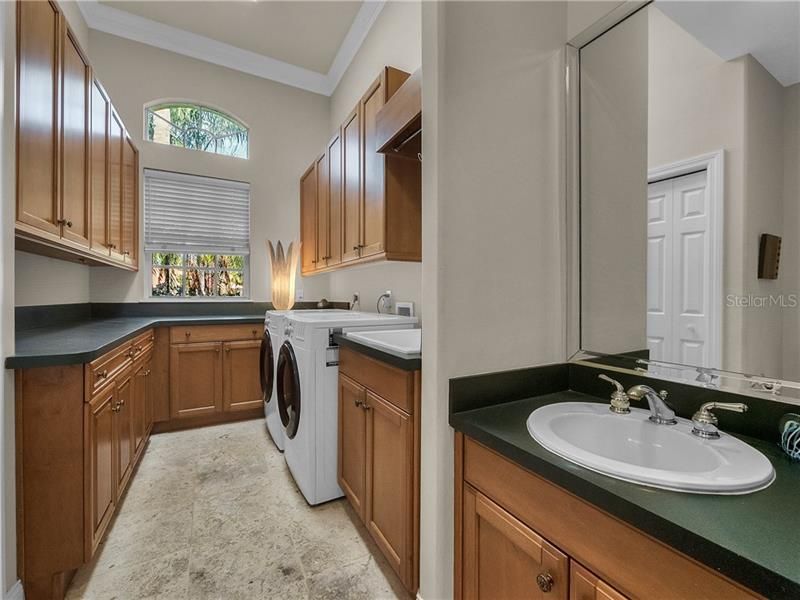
[339,346,414,413]
[169,324,262,345]
[131,329,154,353]
[87,343,133,396]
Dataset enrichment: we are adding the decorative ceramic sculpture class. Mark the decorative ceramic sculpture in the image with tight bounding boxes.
[267,240,300,310]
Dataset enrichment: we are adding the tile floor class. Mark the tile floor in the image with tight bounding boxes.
[66,419,408,600]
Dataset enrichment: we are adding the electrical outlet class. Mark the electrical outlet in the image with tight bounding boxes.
[295,289,304,300]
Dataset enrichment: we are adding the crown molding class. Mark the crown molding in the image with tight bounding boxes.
[76,0,387,97]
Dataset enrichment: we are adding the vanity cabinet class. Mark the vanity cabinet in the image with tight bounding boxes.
[337,346,420,594]
[301,66,422,275]
[169,325,262,422]
[455,434,761,600]
[15,0,140,270]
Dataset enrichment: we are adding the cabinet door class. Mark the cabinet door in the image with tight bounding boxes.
[327,131,343,267]
[115,371,134,497]
[570,563,628,600]
[360,76,386,258]
[342,107,361,262]
[170,342,223,419]
[86,384,116,556]
[315,152,329,268]
[121,135,137,266]
[90,78,110,255]
[338,375,367,519]
[108,110,124,259]
[300,162,318,273]
[16,0,60,236]
[132,362,147,454]
[60,24,90,247]
[365,391,413,585]
[462,485,568,600]
[223,340,263,412]
[144,356,154,434]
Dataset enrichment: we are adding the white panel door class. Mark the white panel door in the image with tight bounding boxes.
[647,171,712,368]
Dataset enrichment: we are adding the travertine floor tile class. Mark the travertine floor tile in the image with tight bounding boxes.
[66,419,405,600]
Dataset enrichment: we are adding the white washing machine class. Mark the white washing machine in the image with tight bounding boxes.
[263,309,349,451]
[276,311,418,505]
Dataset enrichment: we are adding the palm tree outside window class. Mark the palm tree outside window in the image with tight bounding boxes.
[145,102,249,159]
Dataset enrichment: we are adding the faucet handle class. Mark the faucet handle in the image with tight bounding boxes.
[598,374,631,414]
[691,401,748,439]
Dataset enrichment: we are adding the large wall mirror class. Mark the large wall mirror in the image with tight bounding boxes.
[576,1,800,398]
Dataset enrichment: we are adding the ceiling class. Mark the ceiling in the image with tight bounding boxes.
[657,1,800,87]
[99,1,362,74]
[81,1,385,95]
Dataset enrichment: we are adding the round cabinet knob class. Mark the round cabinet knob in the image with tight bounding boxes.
[536,572,554,593]
[66,220,73,228]
[185,331,191,337]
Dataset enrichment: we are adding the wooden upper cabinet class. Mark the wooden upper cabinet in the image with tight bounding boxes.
[108,111,124,260]
[338,374,367,519]
[327,131,343,267]
[570,563,628,600]
[342,106,362,263]
[121,135,137,266]
[360,77,387,259]
[86,383,116,557]
[170,342,223,419]
[222,340,263,412]
[59,24,90,248]
[16,0,60,236]
[315,152,330,268]
[462,485,569,600]
[90,78,110,255]
[300,162,318,274]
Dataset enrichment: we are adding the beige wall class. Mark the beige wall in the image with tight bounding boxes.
[1,2,16,593]
[323,0,423,315]
[580,8,648,354]
[782,84,800,381]
[87,30,331,304]
[420,2,569,597]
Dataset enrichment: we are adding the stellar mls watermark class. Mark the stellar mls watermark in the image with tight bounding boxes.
[726,294,798,308]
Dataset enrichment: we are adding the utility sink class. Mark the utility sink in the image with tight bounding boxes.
[527,402,775,494]
[345,329,421,356]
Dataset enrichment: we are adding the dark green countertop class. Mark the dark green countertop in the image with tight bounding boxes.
[451,391,800,599]
[6,315,264,369]
[333,333,421,371]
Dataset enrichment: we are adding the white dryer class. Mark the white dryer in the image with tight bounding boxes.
[262,310,288,451]
[276,311,417,505]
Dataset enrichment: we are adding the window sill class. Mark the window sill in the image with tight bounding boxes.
[142,297,253,303]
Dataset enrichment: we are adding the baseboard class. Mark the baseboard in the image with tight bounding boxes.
[6,580,24,600]
[151,407,264,433]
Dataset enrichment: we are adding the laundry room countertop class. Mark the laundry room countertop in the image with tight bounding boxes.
[6,315,265,369]
[333,332,421,370]
[451,388,800,599]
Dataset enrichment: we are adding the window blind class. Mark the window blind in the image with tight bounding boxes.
[144,169,250,255]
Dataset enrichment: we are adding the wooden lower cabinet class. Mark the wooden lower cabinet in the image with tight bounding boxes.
[86,384,116,556]
[462,485,569,600]
[223,340,263,411]
[455,434,761,600]
[168,325,264,424]
[337,346,420,594]
[114,369,134,496]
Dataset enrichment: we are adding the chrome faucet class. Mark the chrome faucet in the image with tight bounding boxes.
[627,384,677,425]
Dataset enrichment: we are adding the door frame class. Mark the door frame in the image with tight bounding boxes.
[647,149,724,369]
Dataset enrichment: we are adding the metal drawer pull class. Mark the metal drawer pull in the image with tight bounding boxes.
[98,370,109,379]
[536,572,554,593]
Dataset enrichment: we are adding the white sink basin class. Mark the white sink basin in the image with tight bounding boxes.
[346,329,421,356]
[527,402,775,494]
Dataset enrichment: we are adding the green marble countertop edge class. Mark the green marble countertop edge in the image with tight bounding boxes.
[451,390,800,598]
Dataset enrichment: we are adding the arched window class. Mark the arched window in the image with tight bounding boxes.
[144,101,249,158]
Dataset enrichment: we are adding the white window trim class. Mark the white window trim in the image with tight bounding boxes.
[143,251,251,302]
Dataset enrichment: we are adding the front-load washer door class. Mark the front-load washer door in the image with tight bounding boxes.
[276,341,301,439]
[259,329,275,402]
